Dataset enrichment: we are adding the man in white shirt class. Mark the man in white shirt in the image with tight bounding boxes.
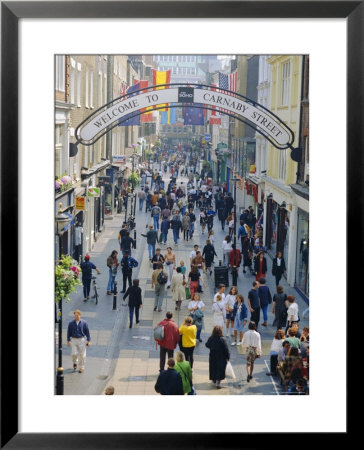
[189,245,199,266]
[241,321,262,382]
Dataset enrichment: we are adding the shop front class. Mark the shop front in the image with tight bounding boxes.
[263,180,292,263]
[55,187,75,261]
[295,208,309,297]
[266,198,290,259]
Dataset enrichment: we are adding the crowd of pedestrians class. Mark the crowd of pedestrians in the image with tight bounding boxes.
[68,147,308,395]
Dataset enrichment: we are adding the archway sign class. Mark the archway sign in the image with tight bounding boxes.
[75,83,295,151]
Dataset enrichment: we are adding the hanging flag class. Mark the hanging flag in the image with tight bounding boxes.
[210,83,218,116]
[168,104,177,124]
[135,79,154,123]
[120,81,128,97]
[256,212,264,231]
[218,71,237,114]
[160,111,168,125]
[152,69,171,111]
[183,106,204,125]
[118,82,141,127]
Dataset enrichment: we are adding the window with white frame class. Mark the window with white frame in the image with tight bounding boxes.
[70,58,76,104]
[77,63,81,107]
[281,61,291,106]
[98,72,102,107]
[278,148,287,181]
[85,68,89,108]
[103,74,107,105]
[90,72,94,108]
[55,55,65,92]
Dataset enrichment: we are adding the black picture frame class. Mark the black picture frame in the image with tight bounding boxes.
[1,1,357,447]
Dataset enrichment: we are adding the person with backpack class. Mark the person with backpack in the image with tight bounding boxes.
[154,311,180,372]
[120,251,138,293]
[151,262,168,312]
[80,254,100,302]
[120,231,136,256]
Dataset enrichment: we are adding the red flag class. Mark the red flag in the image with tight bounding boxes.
[134,79,153,122]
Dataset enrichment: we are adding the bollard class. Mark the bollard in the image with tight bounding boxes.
[112,281,118,310]
[232,266,238,286]
[134,229,137,249]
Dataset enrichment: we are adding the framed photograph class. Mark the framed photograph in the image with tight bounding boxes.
[2,0,357,447]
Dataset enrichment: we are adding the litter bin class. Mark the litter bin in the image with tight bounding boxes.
[214,265,229,289]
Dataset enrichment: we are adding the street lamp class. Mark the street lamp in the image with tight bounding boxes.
[230,177,239,286]
[55,204,72,395]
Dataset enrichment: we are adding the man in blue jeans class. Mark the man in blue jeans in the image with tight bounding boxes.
[138,188,146,211]
[170,214,182,245]
[151,205,161,230]
[188,209,196,239]
[80,254,100,302]
[141,225,158,261]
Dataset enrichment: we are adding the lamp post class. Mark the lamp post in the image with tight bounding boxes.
[55,205,72,395]
[230,178,239,286]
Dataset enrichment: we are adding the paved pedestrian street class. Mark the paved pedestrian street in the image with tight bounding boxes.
[60,169,308,396]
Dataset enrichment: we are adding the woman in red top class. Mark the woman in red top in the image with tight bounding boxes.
[254,251,267,281]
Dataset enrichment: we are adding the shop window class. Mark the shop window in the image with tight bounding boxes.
[296,211,309,296]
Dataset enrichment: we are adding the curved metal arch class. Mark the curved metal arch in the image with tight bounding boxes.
[75,83,295,150]
[82,103,293,152]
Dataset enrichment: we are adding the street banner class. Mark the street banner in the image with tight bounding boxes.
[75,196,85,210]
[152,69,171,111]
[87,187,100,197]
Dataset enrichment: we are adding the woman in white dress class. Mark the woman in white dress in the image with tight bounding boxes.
[212,294,226,327]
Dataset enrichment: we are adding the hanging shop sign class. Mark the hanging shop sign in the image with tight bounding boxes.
[75,196,86,210]
[76,84,295,151]
[87,187,100,197]
[112,155,126,165]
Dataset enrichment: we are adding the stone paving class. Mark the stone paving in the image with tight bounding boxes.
[60,165,309,395]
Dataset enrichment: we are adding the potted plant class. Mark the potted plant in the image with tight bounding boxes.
[128,171,141,189]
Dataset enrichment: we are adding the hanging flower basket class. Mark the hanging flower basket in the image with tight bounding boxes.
[55,255,82,303]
